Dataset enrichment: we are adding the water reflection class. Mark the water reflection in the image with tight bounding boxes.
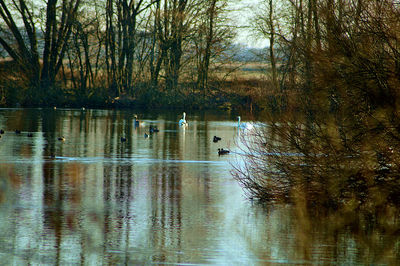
[0,108,399,264]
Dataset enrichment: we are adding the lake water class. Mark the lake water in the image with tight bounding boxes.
[0,108,398,265]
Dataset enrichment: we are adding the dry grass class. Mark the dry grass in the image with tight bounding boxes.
[0,57,277,110]
[211,62,269,81]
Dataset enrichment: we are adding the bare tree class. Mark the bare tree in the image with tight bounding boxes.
[0,0,41,90]
[235,0,400,212]
[194,0,233,94]
[195,0,217,93]
[0,0,81,104]
[104,0,158,98]
[164,0,188,92]
[41,0,81,91]
[149,0,164,88]
[148,0,206,93]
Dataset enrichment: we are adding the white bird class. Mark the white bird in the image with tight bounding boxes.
[238,116,253,130]
[179,112,188,127]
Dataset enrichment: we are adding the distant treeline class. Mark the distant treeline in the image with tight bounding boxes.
[0,0,244,109]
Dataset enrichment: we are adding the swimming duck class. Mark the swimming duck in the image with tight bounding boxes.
[121,137,126,142]
[213,136,221,143]
[144,133,149,138]
[150,125,159,133]
[218,148,230,155]
[15,129,21,134]
[0,129,4,134]
[134,115,140,127]
[58,136,65,141]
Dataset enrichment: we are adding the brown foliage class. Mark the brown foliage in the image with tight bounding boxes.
[233,0,400,214]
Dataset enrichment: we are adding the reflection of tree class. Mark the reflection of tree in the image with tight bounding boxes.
[42,162,86,264]
[150,164,182,263]
[234,1,400,260]
[232,56,400,264]
[234,0,400,212]
[234,110,400,210]
[241,203,400,264]
[0,164,20,205]
[145,118,217,264]
[0,109,231,264]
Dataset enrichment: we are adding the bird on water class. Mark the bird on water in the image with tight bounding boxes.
[134,115,140,127]
[237,116,253,130]
[179,112,188,127]
[213,136,221,143]
[150,125,159,133]
[218,148,230,155]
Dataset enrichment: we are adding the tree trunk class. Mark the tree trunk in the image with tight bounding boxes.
[42,0,81,94]
[268,0,278,90]
[197,0,217,94]
[0,0,80,104]
[165,0,187,92]
[106,0,119,97]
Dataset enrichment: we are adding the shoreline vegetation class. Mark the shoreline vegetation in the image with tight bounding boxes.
[2,0,400,217]
[229,0,400,219]
[0,58,272,112]
[0,0,271,113]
